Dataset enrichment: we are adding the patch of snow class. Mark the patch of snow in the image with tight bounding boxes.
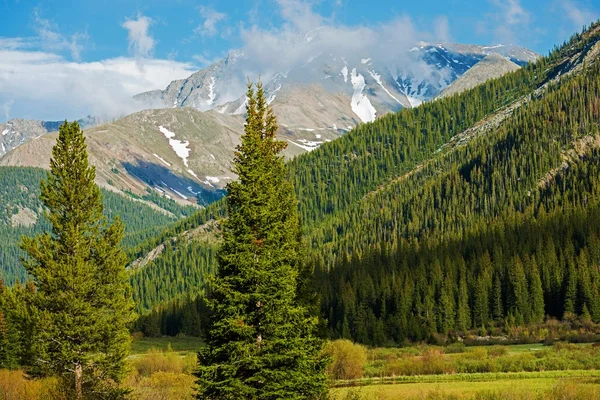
[341,66,348,83]
[288,139,323,152]
[206,77,216,105]
[482,44,504,50]
[154,187,164,193]
[1,142,4,153]
[210,154,216,160]
[187,169,198,179]
[350,68,377,123]
[153,153,171,167]
[159,126,191,167]
[159,126,175,139]
[2,129,9,136]
[316,134,322,139]
[233,98,248,115]
[187,186,198,195]
[361,58,371,64]
[302,128,315,132]
[171,188,188,200]
[369,70,402,105]
[333,124,337,130]
[267,84,282,105]
[205,176,220,183]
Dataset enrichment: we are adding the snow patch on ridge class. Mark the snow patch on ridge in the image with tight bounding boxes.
[288,139,323,152]
[187,169,200,180]
[171,188,188,200]
[159,126,191,167]
[1,129,9,136]
[205,176,220,183]
[153,153,171,167]
[350,68,376,123]
[267,84,282,105]
[369,70,402,105]
[341,66,348,82]
[206,77,216,105]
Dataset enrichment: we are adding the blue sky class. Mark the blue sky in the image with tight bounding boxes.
[0,0,598,122]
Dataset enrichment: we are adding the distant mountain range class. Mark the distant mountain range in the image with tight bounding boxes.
[0,37,539,206]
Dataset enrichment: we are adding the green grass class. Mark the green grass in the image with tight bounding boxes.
[330,372,600,399]
[130,336,203,355]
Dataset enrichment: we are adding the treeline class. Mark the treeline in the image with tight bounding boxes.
[0,166,190,284]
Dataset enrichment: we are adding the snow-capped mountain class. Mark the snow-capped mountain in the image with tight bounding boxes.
[135,40,539,132]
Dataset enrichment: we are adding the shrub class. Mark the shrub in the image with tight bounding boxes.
[445,342,466,354]
[133,348,196,376]
[323,340,368,380]
[487,346,508,357]
[0,370,62,400]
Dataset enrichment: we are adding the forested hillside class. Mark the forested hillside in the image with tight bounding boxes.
[0,167,196,284]
[85,23,600,343]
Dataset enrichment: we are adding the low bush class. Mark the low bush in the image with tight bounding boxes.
[0,370,61,400]
[324,340,368,380]
[132,347,196,376]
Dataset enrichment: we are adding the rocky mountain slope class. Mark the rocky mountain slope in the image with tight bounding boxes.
[0,107,338,205]
[437,53,520,98]
[0,116,101,157]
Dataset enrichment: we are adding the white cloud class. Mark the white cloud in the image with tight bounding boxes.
[0,43,195,122]
[482,0,532,44]
[122,15,156,61]
[237,1,446,82]
[195,7,227,37]
[559,0,598,29]
[1,99,14,120]
[32,8,89,61]
[434,16,451,43]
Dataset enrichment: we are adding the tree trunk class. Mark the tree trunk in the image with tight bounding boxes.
[75,362,83,400]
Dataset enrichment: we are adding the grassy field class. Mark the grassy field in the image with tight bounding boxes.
[130,336,203,355]
[3,339,599,399]
[330,374,600,399]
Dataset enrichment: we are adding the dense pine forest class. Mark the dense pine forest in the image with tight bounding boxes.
[0,167,196,284]
[128,22,600,344]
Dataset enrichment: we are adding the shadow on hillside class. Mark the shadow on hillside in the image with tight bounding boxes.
[122,160,225,206]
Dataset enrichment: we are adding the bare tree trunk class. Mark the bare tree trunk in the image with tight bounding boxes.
[75,362,83,400]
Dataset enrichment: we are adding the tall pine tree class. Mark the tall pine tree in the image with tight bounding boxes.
[195,82,327,399]
[20,121,135,399]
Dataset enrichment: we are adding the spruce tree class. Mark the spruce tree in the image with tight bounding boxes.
[195,82,327,399]
[20,121,135,399]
